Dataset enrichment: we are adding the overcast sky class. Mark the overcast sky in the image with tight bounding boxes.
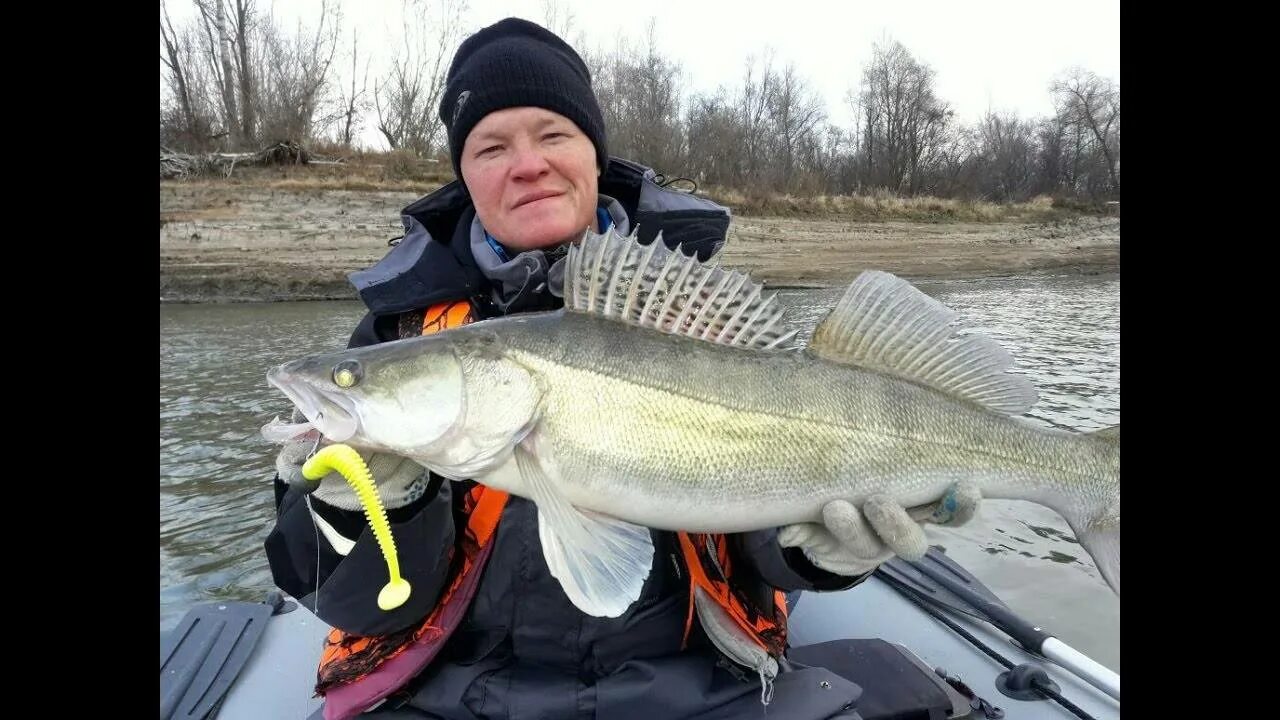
[163,0,1120,150]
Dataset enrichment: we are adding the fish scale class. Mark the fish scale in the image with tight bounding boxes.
[487,311,1116,534]
[265,226,1119,620]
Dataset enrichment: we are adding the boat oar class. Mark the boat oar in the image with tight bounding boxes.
[876,546,1120,702]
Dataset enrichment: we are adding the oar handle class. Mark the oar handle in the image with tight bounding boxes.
[911,557,1052,652]
[909,555,1120,703]
[1042,637,1121,702]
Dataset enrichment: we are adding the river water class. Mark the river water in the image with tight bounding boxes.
[159,272,1119,671]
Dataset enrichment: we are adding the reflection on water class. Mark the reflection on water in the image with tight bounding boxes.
[160,301,368,631]
[159,273,1118,670]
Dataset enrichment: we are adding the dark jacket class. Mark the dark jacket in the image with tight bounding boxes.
[264,158,868,719]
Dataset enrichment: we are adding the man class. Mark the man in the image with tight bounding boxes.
[266,17,979,719]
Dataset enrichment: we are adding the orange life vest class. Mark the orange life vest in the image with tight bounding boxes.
[678,533,789,659]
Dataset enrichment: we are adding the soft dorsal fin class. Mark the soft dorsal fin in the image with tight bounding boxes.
[810,271,1037,415]
[564,227,797,350]
[1092,425,1119,443]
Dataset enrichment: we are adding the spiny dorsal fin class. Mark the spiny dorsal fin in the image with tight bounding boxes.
[810,271,1037,415]
[565,227,797,350]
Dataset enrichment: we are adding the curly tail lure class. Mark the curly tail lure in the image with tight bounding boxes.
[302,444,411,611]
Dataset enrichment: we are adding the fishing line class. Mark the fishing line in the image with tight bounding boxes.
[305,494,320,616]
[306,433,323,616]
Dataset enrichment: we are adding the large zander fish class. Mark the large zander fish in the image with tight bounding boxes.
[264,228,1120,618]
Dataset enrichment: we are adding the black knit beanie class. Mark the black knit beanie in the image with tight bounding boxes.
[439,17,608,181]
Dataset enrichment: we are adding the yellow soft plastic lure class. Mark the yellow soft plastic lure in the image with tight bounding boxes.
[302,444,411,611]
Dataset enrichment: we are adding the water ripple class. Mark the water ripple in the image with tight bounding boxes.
[160,300,367,630]
[160,276,1119,664]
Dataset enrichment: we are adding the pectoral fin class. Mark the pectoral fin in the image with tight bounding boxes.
[514,442,654,617]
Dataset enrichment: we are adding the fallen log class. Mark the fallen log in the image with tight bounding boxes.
[159,141,323,179]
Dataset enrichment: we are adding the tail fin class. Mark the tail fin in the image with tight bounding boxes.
[1069,424,1119,594]
[1076,517,1119,595]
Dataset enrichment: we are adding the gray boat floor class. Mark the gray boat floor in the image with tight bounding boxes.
[215,576,1119,719]
[788,578,1119,719]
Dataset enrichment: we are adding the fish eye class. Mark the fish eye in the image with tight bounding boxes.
[332,360,363,388]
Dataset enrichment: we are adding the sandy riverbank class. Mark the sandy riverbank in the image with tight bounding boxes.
[160,182,1119,303]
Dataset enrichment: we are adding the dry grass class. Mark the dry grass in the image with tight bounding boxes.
[160,150,1107,223]
[702,186,1097,223]
[163,148,454,192]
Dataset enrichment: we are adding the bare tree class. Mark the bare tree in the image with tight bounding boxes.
[583,21,686,172]
[615,21,685,170]
[163,0,343,150]
[684,53,829,193]
[193,0,243,146]
[635,21,682,167]
[583,35,628,162]
[738,51,776,186]
[855,39,954,194]
[160,8,1120,203]
[931,126,976,198]
[162,1,228,150]
[767,62,826,191]
[1033,115,1066,196]
[973,111,1037,201]
[231,0,257,145]
[375,0,467,156]
[252,0,341,143]
[685,89,743,186]
[334,29,372,148]
[1051,68,1119,198]
[160,2,198,142]
[541,0,577,42]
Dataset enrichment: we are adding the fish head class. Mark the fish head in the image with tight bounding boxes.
[266,335,465,458]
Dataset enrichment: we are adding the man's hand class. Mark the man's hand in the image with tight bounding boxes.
[777,481,982,576]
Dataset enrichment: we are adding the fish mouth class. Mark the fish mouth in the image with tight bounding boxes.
[267,368,360,443]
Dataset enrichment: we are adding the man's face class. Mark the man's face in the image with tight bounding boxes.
[460,107,599,253]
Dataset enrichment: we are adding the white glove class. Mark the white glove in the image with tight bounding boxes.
[274,432,432,512]
[778,481,982,576]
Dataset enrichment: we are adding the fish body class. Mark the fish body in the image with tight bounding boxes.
[454,310,1116,534]
[266,228,1120,618]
